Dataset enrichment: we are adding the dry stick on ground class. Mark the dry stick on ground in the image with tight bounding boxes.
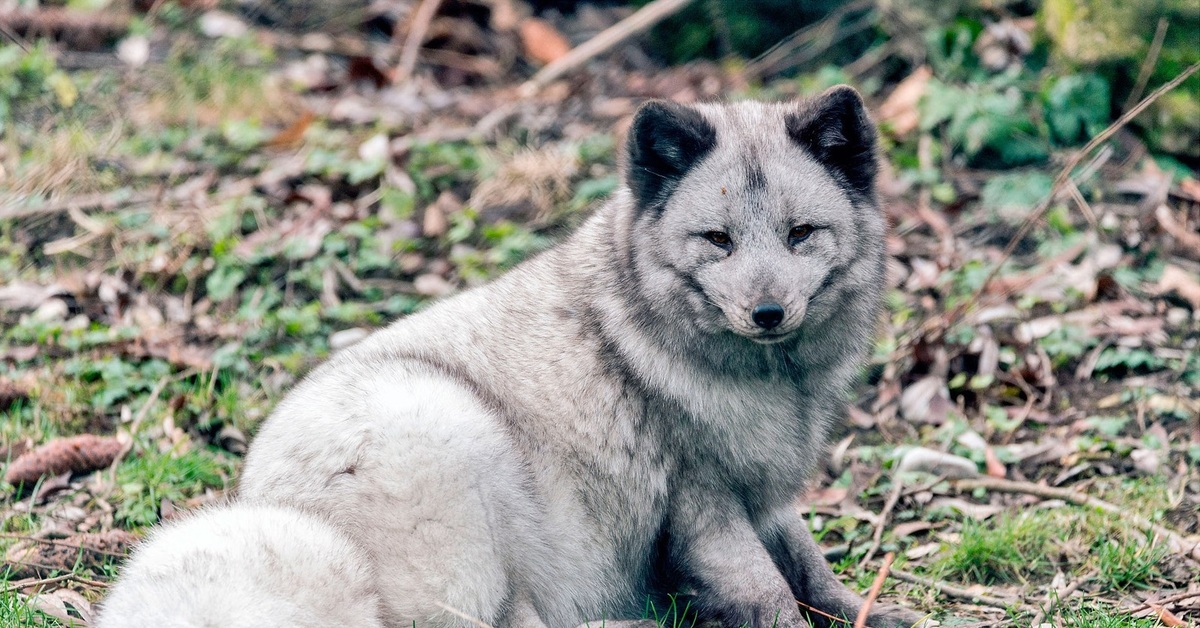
[1028,575,1088,626]
[937,61,1200,332]
[858,479,903,569]
[956,477,1200,561]
[0,189,157,220]
[518,0,699,97]
[888,568,1024,612]
[795,600,852,626]
[395,0,444,83]
[853,551,895,628]
[1128,591,1200,614]
[0,534,128,559]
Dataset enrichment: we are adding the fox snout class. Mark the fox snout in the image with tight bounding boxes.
[750,302,785,330]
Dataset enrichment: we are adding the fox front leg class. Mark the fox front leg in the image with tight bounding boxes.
[757,508,924,628]
[670,489,811,628]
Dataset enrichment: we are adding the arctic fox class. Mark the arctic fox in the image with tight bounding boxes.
[98,87,924,628]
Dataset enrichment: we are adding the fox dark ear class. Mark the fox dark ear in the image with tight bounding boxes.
[785,85,878,200]
[625,101,717,210]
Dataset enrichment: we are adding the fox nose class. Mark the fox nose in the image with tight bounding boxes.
[751,302,785,330]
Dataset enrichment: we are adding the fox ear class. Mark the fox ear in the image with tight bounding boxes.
[785,85,878,200]
[625,101,717,210]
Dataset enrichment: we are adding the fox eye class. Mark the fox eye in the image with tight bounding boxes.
[789,224,815,245]
[703,231,733,249]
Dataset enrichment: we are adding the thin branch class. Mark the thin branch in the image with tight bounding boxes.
[519,0,699,97]
[888,568,1024,611]
[859,479,903,569]
[1029,575,1087,625]
[1128,590,1200,614]
[395,0,444,83]
[1123,18,1169,112]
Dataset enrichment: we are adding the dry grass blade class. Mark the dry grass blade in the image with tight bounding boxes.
[853,551,895,628]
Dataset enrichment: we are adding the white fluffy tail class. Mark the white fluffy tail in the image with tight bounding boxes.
[96,503,385,628]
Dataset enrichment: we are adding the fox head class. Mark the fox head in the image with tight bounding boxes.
[621,86,885,346]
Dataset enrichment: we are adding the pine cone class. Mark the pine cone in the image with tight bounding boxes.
[4,435,123,487]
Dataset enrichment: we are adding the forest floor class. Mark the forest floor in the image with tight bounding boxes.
[0,2,1197,626]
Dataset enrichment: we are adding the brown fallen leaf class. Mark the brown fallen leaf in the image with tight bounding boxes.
[1157,264,1200,309]
[4,434,123,487]
[984,446,1006,479]
[265,110,316,148]
[1149,603,1186,627]
[520,18,571,66]
[878,66,932,137]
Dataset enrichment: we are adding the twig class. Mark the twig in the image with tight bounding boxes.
[2,561,109,588]
[859,479,903,569]
[956,477,1200,560]
[952,61,1200,327]
[0,534,127,559]
[1128,590,1200,614]
[518,0,699,97]
[1123,18,1169,112]
[1029,575,1087,625]
[396,0,444,83]
[434,602,494,628]
[889,568,1023,611]
[853,552,895,628]
[2,574,76,590]
[0,190,157,220]
[795,599,852,625]
[744,0,873,80]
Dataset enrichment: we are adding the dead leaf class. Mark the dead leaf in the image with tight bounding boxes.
[984,446,1006,479]
[900,376,950,424]
[266,110,316,148]
[897,447,979,479]
[520,18,571,66]
[878,66,932,137]
[805,486,849,507]
[5,435,123,487]
[1149,604,1186,627]
[1154,205,1200,258]
[892,521,937,538]
[1156,265,1200,309]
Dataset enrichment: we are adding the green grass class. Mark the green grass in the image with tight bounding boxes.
[936,512,1053,584]
[0,589,69,627]
[1059,602,1165,628]
[1092,530,1167,591]
[114,443,235,528]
